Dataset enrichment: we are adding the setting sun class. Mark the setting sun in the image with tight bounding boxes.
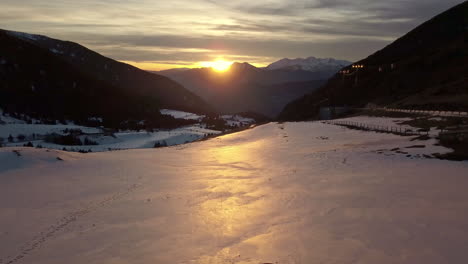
[200,59,233,72]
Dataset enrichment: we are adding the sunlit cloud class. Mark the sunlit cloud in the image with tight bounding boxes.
[0,0,463,70]
[120,61,194,71]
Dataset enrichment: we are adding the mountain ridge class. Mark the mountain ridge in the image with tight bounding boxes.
[2,29,211,114]
[158,57,349,116]
[0,29,212,128]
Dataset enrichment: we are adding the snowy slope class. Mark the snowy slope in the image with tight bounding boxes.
[1,121,467,264]
[266,56,351,72]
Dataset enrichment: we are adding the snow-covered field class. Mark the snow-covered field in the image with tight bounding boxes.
[0,110,101,138]
[160,109,205,120]
[0,124,220,152]
[378,108,468,118]
[334,115,442,136]
[335,116,413,129]
[1,121,467,264]
[4,125,220,152]
[0,109,224,152]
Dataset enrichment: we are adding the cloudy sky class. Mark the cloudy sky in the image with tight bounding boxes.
[0,0,464,70]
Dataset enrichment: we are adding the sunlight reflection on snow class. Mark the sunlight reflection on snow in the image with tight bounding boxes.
[192,139,270,262]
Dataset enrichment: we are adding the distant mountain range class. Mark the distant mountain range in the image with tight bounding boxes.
[0,29,211,128]
[158,58,351,117]
[279,1,468,120]
[266,57,350,72]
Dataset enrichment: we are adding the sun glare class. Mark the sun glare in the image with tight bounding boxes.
[200,59,233,72]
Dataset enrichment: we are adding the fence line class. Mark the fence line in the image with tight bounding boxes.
[373,107,468,117]
[324,120,424,136]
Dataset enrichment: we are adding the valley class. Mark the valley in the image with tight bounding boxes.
[0,1,467,263]
[158,58,350,117]
[1,118,467,264]
[0,109,256,152]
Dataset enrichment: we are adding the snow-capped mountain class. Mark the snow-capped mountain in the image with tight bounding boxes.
[266,57,351,72]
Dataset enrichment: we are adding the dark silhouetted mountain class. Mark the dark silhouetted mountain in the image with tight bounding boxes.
[0,29,211,127]
[158,68,192,76]
[158,59,348,117]
[279,1,468,120]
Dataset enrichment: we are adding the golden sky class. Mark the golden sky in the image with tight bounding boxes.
[0,0,463,70]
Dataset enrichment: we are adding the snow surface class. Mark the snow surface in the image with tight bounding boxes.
[33,126,217,151]
[334,116,415,131]
[379,108,468,118]
[266,56,351,71]
[1,121,467,264]
[0,109,102,143]
[0,110,27,124]
[160,109,204,120]
[3,125,220,152]
[0,109,222,151]
[335,115,443,137]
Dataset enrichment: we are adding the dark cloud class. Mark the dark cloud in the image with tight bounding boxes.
[212,23,291,32]
[229,0,463,20]
[298,18,417,38]
[206,1,463,41]
[212,16,415,39]
[57,31,389,64]
[0,0,465,68]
